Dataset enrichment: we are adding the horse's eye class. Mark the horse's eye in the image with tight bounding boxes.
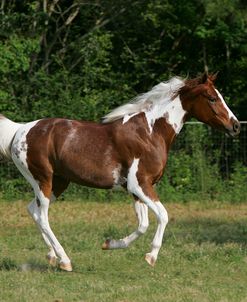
[208,96,217,104]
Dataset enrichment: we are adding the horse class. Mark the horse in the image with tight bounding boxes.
[0,73,240,272]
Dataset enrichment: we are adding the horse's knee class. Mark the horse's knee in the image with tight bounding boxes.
[27,202,33,215]
[138,222,149,235]
[156,202,168,225]
[161,209,168,225]
[27,200,39,221]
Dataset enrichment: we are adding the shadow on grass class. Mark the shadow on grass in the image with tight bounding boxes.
[0,258,18,271]
[168,217,247,245]
[0,257,50,272]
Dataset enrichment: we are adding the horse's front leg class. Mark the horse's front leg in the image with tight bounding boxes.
[127,158,169,266]
[102,200,149,249]
[144,201,168,266]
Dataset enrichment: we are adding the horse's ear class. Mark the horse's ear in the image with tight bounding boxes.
[209,71,219,83]
[201,72,208,84]
[201,71,219,84]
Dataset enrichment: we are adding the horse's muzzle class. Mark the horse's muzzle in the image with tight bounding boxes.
[227,119,241,137]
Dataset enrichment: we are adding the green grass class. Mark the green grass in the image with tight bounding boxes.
[1,199,247,301]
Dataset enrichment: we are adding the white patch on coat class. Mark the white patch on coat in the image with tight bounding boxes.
[127,158,159,216]
[164,95,187,133]
[58,126,77,158]
[11,120,40,170]
[144,95,186,134]
[0,116,22,159]
[215,89,237,120]
[112,164,126,188]
[123,112,139,124]
[127,158,141,194]
[11,120,43,200]
[103,77,185,124]
[112,164,121,184]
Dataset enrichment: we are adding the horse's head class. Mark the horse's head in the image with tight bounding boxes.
[180,73,240,137]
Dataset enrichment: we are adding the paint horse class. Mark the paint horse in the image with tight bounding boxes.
[0,73,240,272]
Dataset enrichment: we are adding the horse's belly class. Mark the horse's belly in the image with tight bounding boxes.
[57,159,123,189]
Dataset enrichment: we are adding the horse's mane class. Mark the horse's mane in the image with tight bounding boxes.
[102,77,185,123]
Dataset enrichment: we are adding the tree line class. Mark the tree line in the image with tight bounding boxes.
[0,0,246,123]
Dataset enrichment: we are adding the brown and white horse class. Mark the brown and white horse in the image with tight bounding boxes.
[0,73,240,271]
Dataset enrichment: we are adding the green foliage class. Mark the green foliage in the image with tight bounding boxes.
[0,178,31,200]
[0,35,39,74]
[224,163,247,202]
[156,125,228,202]
[0,0,246,120]
[0,0,246,202]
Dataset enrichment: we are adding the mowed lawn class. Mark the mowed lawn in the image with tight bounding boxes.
[1,198,247,302]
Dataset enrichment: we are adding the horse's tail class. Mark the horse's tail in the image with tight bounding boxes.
[0,114,23,160]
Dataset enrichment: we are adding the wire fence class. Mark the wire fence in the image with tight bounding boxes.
[171,121,247,179]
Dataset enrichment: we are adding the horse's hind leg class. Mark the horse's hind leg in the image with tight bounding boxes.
[27,199,57,267]
[27,176,70,269]
[11,130,71,271]
[102,199,149,249]
[34,181,72,271]
[12,162,72,270]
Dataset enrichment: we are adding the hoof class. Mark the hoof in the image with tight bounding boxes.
[145,253,156,267]
[46,255,57,267]
[102,239,111,250]
[59,262,73,272]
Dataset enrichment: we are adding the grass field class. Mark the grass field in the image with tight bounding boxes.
[1,198,247,302]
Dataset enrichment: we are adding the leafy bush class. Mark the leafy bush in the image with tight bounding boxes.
[223,163,247,202]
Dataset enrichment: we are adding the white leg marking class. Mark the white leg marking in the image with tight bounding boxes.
[102,201,149,249]
[35,190,71,268]
[122,201,149,246]
[127,158,168,266]
[27,199,57,265]
[12,144,57,259]
[145,201,168,266]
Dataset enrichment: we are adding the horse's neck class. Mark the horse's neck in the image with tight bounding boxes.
[146,95,187,135]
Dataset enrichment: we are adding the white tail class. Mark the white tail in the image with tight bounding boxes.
[0,114,23,160]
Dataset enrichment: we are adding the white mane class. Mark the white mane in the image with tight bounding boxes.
[102,77,185,123]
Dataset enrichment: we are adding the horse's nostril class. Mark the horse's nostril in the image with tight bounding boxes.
[233,122,240,133]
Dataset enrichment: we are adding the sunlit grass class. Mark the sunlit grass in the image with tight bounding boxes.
[1,199,247,301]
